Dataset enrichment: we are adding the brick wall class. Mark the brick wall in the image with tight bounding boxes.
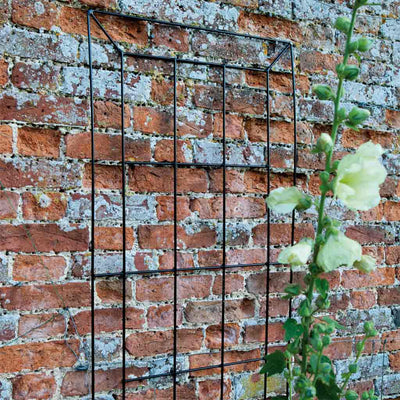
[0,0,399,399]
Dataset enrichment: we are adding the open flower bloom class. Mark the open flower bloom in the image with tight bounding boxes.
[317,231,362,272]
[266,187,303,214]
[278,238,313,267]
[333,141,387,211]
[354,255,376,274]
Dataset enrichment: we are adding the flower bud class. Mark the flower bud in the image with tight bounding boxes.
[357,37,373,52]
[337,107,347,121]
[348,106,370,125]
[364,321,374,334]
[335,17,351,34]
[296,195,313,211]
[361,393,369,400]
[316,133,333,153]
[354,254,376,273]
[313,84,335,100]
[343,65,360,81]
[348,40,359,53]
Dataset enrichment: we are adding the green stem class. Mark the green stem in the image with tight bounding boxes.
[340,338,366,394]
[288,356,294,400]
[300,3,359,377]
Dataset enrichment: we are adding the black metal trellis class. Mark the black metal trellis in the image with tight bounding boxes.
[88,9,297,400]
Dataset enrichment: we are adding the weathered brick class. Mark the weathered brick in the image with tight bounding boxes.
[154,139,191,163]
[12,62,60,91]
[0,223,88,252]
[12,0,58,30]
[346,225,394,244]
[156,196,191,221]
[22,192,66,221]
[94,227,134,250]
[386,109,400,128]
[0,59,8,86]
[13,255,66,282]
[17,126,60,158]
[205,323,240,349]
[18,313,65,339]
[378,287,400,306]
[12,373,56,400]
[386,246,400,265]
[147,304,183,328]
[96,280,132,304]
[153,24,189,51]
[342,268,395,289]
[0,125,13,154]
[198,379,232,400]
[0,191,18,219]
[0,340,79,373]
[0,282,90,311]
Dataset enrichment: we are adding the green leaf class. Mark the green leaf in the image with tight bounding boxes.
[344,121,360,131]
[316,379,341,400]
[315,278,329,296]
[322,316,346,330]
[298,299,312,317]
[260,350,286,376]
[283,283,302,299]
[283,318,304,341]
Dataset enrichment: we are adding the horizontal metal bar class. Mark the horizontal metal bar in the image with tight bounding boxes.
[94,261,280,278]
[125,356,264,382]
[91,10,291,46]
[125,161,269,169]
[124,52,271,72]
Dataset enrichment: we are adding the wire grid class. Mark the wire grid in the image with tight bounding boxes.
[88,10,297,399]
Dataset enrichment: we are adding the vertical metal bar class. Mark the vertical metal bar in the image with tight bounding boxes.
[120,51,127,399]
[220,64,227,400]
[173,57,178,400]
[263,68,271,400]
[87,10,95,400]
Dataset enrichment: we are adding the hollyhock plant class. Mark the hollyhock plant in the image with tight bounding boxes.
[260,1,386,399]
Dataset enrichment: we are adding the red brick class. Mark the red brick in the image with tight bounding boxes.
[299,50,341,74]
[198,379,232,400]
[138,225,216,249]
[22,192,66,221]
[61,366,147,397]
[213,113,245,139]
[147,304,183,328]
[246,271,289,295]
[212,274,244,295]
[189,349,260,377]
[12,373,56,400]
[390,352,400,371]
[386,246,400,265]
[126,329,203,357]
[150,78,186,106]
[243,170,267,193]
[341,268,395,289]
[0,223,88,252]
[12,62,60,91]
[253,223,315,246]
[12,0,58,30]
[94,101,130,129]
[118,385,196,400]
[78,0,117,8]
[382,330,400,351]
[238,12,303,43]
[360,204,384,222]
[70,307,144,335]
[0,125,13,154]
[0,282,90,311]
[94,227,134,250]
[184,299,255,324]
[0,191,18,219]
[342,128,394,149]
[378,287,400,306]
[244,322,284,343]
[324,338,353,360]
[159,252,194,270]
[59,7,147,45]
[260,297,289,318]
[154,139,190,162]
[18,313,65,339]
[0,0,9,24]
[17,126,60,158]
[351,290,376,309]
[96,280,132,304]
[0,59,8,86]
[0,94,88,126]
[384,201,400,221]
[209,169,246,193]
[205,323,240,349]
[136,275,212,302]
[190,197,266,219]
[66,132,151,161]
[152,25,189,51]
[0,340,79,373]
[83,164,122,189]
[129,166,208,193]
[346,225,394,244]
[133,106,173,135]
[156,196,191,221]
[13,255,66,282]
[386,109,400,128]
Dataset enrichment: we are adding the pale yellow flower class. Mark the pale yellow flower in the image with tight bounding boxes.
[278,238,313,267]
[266,187,303,214]
[333,141,387,211]
[354,255,376,274]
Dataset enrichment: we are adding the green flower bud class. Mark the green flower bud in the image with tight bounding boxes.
[305,387,316,399]
[320,171,330,184]
[349,363,358,373]
[296,195,313,211]
[322,335,331,346]
[345,390,359,400]
[358,37,374,52]
[335,17,351,34]
[348,41,359,53]
[336,63,345,76]
[356,0,369,7]
[293,366,301,376]
[313,84,335,100]
[361,392,369,400]
[364,321,374,334]
[315,133,333,153]
[337,107,347,121]
[348,106,370,125]
[343,65,360,81]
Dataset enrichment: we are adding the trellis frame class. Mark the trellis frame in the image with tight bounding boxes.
[88,9,297,399]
